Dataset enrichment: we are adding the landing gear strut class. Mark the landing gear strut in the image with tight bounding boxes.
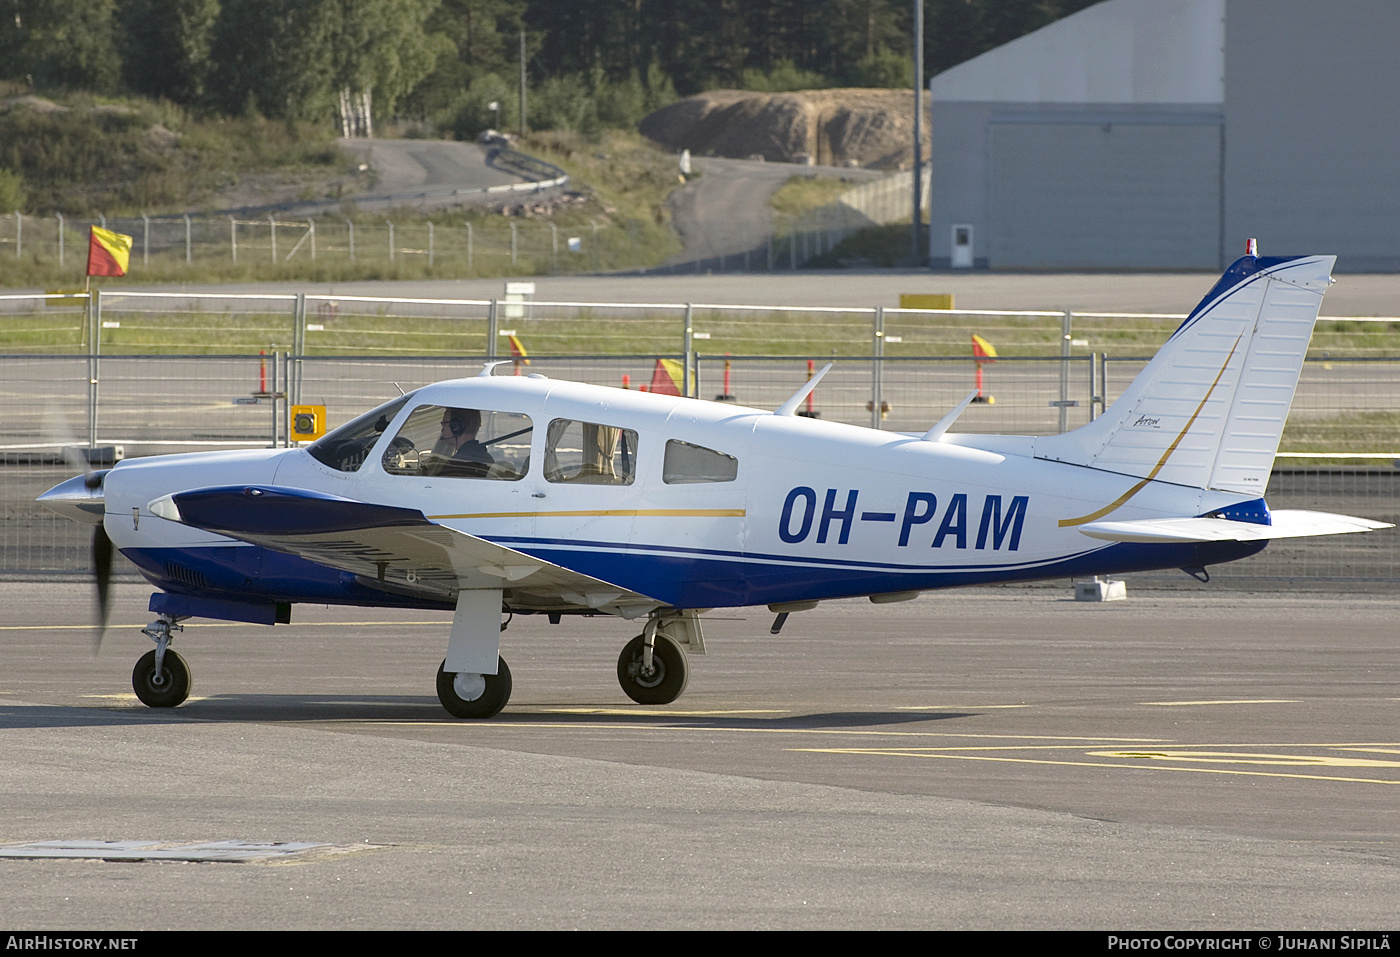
[132,615,191,708]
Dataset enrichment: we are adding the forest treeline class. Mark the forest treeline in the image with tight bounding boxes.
[1,0,1100,136]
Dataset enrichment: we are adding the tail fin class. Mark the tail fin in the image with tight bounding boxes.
[1037,254,1335,494]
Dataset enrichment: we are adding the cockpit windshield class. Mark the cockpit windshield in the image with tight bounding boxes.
[306,392,416,473]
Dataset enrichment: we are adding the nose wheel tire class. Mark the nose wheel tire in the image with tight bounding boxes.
[617,633,689,705]
[132,649,191,708]
[436,657,512,718]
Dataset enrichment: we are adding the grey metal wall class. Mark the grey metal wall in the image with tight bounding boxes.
[987,114,1222,269]
[928,102,1223,269]
[1223,0,1400,271]
[927,100,995,269]
[930,0,1400,271]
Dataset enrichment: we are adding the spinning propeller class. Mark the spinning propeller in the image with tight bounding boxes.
[38,407,116,647]
[88,475,114,638]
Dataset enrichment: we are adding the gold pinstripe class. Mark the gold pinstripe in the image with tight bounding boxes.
[1058,335,1243,528]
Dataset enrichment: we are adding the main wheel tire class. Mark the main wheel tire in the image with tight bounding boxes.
[617,633,689,705]
[436,656,512,719]
[132,649,191,708]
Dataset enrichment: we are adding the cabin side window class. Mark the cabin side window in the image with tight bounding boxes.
[382,405,532,480]
[663,440,738,484]
[307,393,415,473]
[544,418,637,485]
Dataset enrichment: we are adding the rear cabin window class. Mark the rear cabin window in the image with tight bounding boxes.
[544,418,637,485]
[663,440,738,484]
[382,405,532,480]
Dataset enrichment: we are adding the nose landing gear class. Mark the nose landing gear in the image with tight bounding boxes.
[132,616,191,708]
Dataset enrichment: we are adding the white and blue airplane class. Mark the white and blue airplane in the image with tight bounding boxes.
[39,251,1391,717]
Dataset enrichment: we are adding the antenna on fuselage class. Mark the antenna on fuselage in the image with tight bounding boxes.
[775,363,833,416]
[922,389,981,442]
[478,360,514,377]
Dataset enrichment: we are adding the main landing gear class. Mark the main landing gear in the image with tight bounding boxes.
[616,620,690,705]
[436,657,513,719]
[432,611,698,718]
[132,615,191,708]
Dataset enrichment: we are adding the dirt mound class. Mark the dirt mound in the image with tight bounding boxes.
[639,88,929,170]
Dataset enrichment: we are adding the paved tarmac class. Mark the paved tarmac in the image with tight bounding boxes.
[0,581,1396,929]
[94,269,1400,318]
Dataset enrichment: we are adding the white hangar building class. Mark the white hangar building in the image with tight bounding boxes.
[927,0,1400,271]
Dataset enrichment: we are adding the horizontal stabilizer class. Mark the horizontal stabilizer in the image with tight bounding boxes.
[1078,510,1392,544]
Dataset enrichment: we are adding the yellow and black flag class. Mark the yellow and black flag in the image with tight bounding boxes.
[87,226,133,277]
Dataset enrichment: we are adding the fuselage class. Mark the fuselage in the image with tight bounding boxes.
[95,374,1265,614]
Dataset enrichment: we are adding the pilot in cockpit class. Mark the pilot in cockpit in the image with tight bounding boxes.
[426,408,495,476]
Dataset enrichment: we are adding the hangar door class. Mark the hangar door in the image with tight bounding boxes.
[988,115,1222,269]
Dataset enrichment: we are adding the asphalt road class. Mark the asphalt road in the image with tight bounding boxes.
[0,582,1396,929]
[230,138,545,218]
[344,138,524,194]
[665,157,884,269]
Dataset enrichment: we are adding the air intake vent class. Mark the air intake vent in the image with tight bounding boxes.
[164,563,208,589]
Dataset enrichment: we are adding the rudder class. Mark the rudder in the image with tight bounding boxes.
[1036,254,1335,494]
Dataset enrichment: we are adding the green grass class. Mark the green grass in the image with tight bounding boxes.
[7,299,1400,364]
[0,127,686,287]
[1279,411,1400,462]
[528,129,684,231]
[769,175,860,218]
[3,302,1394,457]
[806,221,915,268]
[0,94,340,217]
[0,213,657,288]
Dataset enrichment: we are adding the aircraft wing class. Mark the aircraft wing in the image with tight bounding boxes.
[1077,509,1392,544]
[148,485,659,614]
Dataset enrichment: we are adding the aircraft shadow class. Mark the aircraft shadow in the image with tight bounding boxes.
[521,709,979,731]
[0,698,975,730]
[0,703,196,730]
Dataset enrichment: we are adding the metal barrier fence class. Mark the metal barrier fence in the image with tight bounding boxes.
[5,351,1389,455]
[1,289,1395,580]
[6,291,1398,361]
[4,291,1395,458]
[2,351,1395,580]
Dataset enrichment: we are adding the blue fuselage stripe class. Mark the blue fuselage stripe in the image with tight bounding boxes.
[121,535,1267,617]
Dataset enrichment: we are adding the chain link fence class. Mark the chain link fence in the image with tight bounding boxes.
[0,212,640,278]
[650,166,933,274]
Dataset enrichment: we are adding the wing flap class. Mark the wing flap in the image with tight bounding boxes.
[1079,510,1392,544]
[152,485,658,610]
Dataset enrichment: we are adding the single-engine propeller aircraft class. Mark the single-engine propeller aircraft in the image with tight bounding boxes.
[39,250,1392,717]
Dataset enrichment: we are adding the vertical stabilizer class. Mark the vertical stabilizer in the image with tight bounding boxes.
[1037,254,1334,494]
